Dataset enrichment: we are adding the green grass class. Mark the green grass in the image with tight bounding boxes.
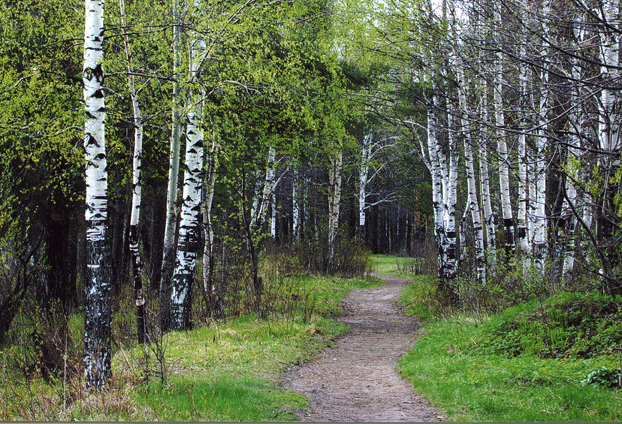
[399,317,621,421]
[19,273,380,421]
[399,274,445,322]
[370,254,412,277]
[386,253,622,422]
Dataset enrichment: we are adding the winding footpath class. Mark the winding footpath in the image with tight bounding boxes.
[282,274,443,422]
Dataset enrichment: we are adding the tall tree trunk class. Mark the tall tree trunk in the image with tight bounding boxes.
[358,130,372,238]
[494,7,515,257]
[202,138,222,318]
[424,93,456,302]
[444,111,459,282]
[516,3,530,263]
[119,0,146,344]
[478,96,496,267]
[160,0,183,331]
[458,66,485,283]
[562,18,586,277]
[83,0,111,389]
[327,145,343,272]
[595,0,620,281]
[252,145,277,230]
[292,167,300,241]
[533,0,551,271]
[170,14,206,331]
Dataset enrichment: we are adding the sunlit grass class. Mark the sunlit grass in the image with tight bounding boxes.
[119,274,380,421]
[370,254,410,277]
[399,316,622,422]
[1,274,381,421]
[393,258,622,422]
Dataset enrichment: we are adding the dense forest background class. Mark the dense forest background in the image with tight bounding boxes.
[1,0,621,396]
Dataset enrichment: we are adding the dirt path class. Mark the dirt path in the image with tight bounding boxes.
[281,274,443,422]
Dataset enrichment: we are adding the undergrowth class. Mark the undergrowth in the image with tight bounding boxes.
[0,272,381,421]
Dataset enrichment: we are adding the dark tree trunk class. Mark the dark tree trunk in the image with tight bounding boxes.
[41,216,79,311]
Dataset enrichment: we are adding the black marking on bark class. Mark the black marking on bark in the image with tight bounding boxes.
[85,134,99,147]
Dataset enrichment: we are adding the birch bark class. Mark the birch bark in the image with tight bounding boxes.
[83,0,111,389]
[170,11,206,331]
[119,0,146,344]
[445,111,458,281]
[425,94,456,299]
[160,0,183,331]
[457,65,485,283]
[532,0,551,271]
[327,145,343,272]
[493,7,515,257]
[358,130,373,233]
[252,145,277,230]
[478,94,496,266]
[292,168,300,241]
[516,1,530,262]
[561,18,587,276]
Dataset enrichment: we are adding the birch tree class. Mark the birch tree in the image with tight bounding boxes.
[327,143,343,271]
[169,0,207,330]
[493,5,515,257]
[457,64,485,283]
[119,0,146,344]
[202,134,222,318]
[531,0,551,271]
[83,0,111,389]
[161,0,184,331]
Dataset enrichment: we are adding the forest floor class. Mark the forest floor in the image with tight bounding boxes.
[281,274,443,422]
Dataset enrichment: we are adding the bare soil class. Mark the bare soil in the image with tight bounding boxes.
[281,274,443,422]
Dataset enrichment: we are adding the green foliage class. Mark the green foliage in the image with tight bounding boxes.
[582,367,622,389]
[463,292,622,360]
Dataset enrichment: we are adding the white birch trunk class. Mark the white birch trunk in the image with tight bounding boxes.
[478,95,496,266]
[516,3,530,262]
[83,0,111,389]
[458,66,485,283]
[161,0,183,330]
[358,130,372,231]
[252,145,276,231]
[170,15,206,331]
[533,0,551,271]
[493,10,515,257]
[270,188,276,239]
[119,0,146,343]
[598,1,620,163]
[445,111,458,280]
[292,168,300,241]
[427,96,448,287]
[327,146,343,271]
[561,20,586,276]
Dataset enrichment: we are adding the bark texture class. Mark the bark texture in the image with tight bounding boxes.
[83,0,111,389]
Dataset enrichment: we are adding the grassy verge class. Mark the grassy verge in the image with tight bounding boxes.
[384,255,622,422]
[1,274,381,421]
